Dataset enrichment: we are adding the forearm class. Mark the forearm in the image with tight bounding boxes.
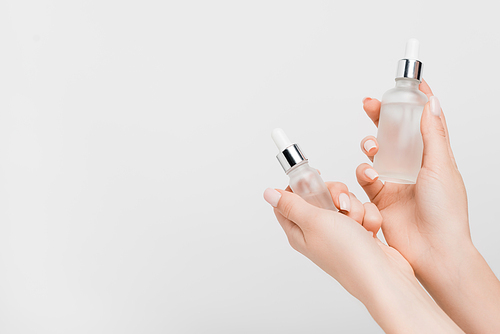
[364,271,463,334]
[417,242,500,334]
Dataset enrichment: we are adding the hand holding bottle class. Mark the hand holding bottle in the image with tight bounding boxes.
[358,80,500,333]
[263,184,463,333]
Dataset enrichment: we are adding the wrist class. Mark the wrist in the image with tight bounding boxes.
[364,269,462,333]
[415,241,500,333]
[413,238,477,287]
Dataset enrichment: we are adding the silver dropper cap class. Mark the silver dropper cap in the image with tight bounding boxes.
[395,38,423,81]
[272,128,307,173]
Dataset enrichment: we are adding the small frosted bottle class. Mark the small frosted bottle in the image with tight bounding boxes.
[373,39,428,184]
[271,128,336,211]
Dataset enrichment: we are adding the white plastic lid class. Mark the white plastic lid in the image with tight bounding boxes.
[272,128,293,151]
[404,38,419,60]
[395,38,423,81]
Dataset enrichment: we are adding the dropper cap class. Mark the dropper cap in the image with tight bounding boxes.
[395,38,423,81]
[272,128,307,173]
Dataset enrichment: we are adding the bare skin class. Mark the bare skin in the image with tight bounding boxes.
[264,80,500,333]
[358,80,500,333]
[264,184,463,333]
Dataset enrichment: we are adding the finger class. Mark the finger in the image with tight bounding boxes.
[419,79,434,98]
[438,111,458,168]
[419,80,457,166]
[355,164,384,202]
[360,136,378,162]
[263,188,323,231]
[344,192,364,225]
[362,202,382,235]
[265,188,297,234]
[362,97,382,127]
[420,97,453,169]
[274,209,306,252]
[325,181,351,213]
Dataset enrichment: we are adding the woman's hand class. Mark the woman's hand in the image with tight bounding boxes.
[359,80,500,333]
[263,183,463,333]
[358,81,470,273]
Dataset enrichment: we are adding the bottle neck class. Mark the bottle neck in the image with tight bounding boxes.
[286,161,308,175]
[394,77,420,89]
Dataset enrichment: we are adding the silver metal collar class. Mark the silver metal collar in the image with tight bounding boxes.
[396,59,423,81]
[276,144,307,173]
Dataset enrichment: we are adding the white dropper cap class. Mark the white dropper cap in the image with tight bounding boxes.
[271,128,307,173]
[395,38,423,81]
[272,128,293,151]
[404,38,419,60]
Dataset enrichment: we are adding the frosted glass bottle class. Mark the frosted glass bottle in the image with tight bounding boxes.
[373,78,428,184]
[287,161,336,210]
[373,38,428,184]
[272,128,336,211]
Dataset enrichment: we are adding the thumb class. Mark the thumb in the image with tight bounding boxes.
[421,96,450,168]
[263,188,324,230]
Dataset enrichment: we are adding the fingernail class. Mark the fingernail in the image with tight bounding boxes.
[362,97,372,104]
[338,193,351,212]
[364,168,379,180]
[363,139,377,153]
[430,96,441,117]
[264,188,281,208]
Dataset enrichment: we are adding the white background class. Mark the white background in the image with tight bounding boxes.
[1,1,500,333]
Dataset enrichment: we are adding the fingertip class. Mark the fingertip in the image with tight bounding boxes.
[325,182,350,211]
[362,98,382,126]
[264,188,282,208]
[338,192,351,213]
[419,79,434,98]
[364,168,379,181]
[363,98,381,110]
[356,164,379,183]
[421,99,446,139]
[429,96,441,117]
[355,164,384,202]
[420,98,449,168]
[360,136,378,157]
[343,192,364,224]
[355,164,369,180]
[272,189,322,229]
[363,140,377,153]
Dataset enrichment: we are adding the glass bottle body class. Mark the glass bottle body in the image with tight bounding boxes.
[373,78,428,184]
[287,162,336,211]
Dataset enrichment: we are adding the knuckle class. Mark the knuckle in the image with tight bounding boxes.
[339,183,349,194]
[288,237,302,252]
[285,226,306,253]
[435,124,447,139]
[370,211,383,226]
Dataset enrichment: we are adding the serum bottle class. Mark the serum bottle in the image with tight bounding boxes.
[373,39,428,184]
[272,128,336,211]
